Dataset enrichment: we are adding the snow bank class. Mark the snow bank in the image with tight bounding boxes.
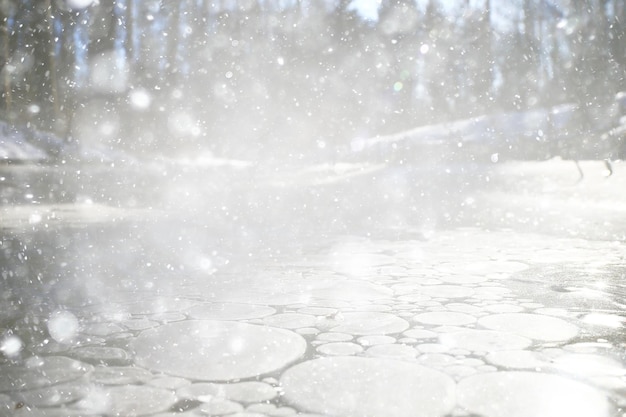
[352,99,625,162]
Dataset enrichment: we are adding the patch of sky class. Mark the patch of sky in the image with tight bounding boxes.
[350,0,555,32]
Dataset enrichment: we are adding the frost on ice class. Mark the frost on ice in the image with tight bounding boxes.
[132,320,306,381]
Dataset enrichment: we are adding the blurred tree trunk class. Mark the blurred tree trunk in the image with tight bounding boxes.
[126,0,135,65]
[610,0,626,90]
[167,1,181,83]
[521,0,538,107]
[44,0,62,133]
[1,4,12,114]
[477,0,493,109]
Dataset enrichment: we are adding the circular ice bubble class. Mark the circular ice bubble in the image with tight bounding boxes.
[403,328,437,339]
[439,275,489,284]
[102,385,177,416]
[263,313,317,329]
[48,311,80,343]
[478,313,579,342]
[419,285,475,299]
[198,398,244,415]
[397,293,431,302]
[12,380,89,407]
[219,381,278,403]
[413,311,477,326]
[317,342,364,356]
[316,332,353,342]
[483,303,525,313]
[186,302,276,321]
[358,335,396,346]
[281,356,455,417]
[133,320,306,381]
[440,330,532,352]
[365,343,418,359]
[68,346,130,366]
[0,356,93,392]
[92,366,153,385]
[457,371,613,417]
[177,381,277,404]
[445,303,483,314]
[485,350,552,369]
[331,312,409,335]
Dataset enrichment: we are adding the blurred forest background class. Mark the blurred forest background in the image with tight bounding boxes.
[1,0,624,157]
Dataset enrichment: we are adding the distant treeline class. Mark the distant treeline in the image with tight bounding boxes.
[1,0,624,155]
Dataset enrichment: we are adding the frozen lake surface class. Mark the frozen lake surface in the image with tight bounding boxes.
[1,157,625,416]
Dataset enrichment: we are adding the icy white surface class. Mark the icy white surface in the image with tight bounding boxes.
[483,303,525,313]
[122,297,200,315]
[413,311,477,326]
[12,380,90,407]
[478,313,579,341]
[330,312,410,335]
[280,356,455,417]
[358,335,396,346]
[328,251,395,276]
[552,353,626,377]
[317,342,364,356]
[262,313,318,329]
[177,381,277,403]
[185,302,276,320]
[99,385,176,416]
[485,350,553,369]
[133,320,307,381]
[439,330,532,352]
[308,279,394,302]
[68,346,130,366]
[365,343,418,359]
[457,371,613,417]
[316,332,353,342]
[403,328,438,339]
[436,260,529,275]
[197,398,245,415]
[418,285,475,299]
[91,366,153,385]
[0,356,92,392]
